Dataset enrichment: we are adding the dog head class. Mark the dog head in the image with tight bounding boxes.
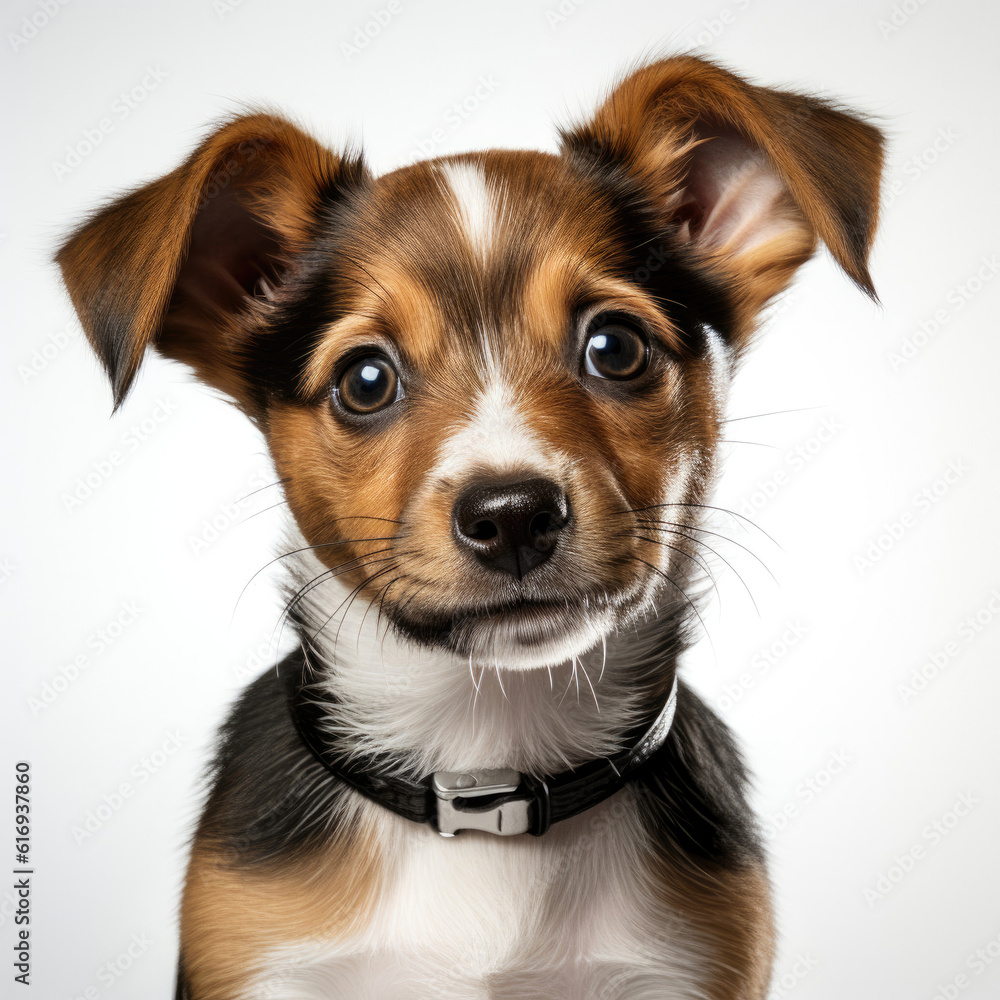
[59,57,882,671]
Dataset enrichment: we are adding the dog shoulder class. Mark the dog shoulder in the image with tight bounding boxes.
[178,667,385,998]
[632,682,775,999]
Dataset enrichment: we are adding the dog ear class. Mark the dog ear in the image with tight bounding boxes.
[560,56,884,340]
[57,112,367,411]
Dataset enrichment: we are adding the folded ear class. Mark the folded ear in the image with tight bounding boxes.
[560,56,884,340]
[57,112,367,411]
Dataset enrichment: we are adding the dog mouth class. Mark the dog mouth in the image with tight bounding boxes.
[386,587,645,665]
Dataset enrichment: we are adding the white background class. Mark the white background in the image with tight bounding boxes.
[3,0,999,997]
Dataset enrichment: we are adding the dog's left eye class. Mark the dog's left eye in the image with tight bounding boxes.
[583,318,649,380]
[335,355,402,414]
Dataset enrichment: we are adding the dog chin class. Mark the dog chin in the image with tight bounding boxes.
[464,612,616,671]
[391,598,636,671]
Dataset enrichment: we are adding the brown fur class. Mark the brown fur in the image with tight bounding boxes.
[55,113,362,409]
[180,827,383,999]
[564,55,883,309]
[657,858,776,1000]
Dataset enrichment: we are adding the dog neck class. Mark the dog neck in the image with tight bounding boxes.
[284,539,690,778]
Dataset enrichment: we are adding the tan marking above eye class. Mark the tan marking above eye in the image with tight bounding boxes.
[520,258,686,359]
[300,265,447,399]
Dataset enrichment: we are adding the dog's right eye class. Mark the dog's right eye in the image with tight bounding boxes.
[335,355,402,414]
[582,316,649,381]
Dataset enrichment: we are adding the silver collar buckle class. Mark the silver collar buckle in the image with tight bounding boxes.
[432,768,531,837]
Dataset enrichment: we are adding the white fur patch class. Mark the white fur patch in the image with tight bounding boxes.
[246,794,711,999]
[418,374,622,669]
[431,373,559,482]
[705,323,733,415]
[290,542,647,776]
[439,160,499,261]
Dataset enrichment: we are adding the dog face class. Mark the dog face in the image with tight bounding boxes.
[58,57,882,670]
[267,149,730,669]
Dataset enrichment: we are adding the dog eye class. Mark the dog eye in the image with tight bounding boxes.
[583,318,649,380]
[336,355,401,414]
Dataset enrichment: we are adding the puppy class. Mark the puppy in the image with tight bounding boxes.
[58,56,882,1000]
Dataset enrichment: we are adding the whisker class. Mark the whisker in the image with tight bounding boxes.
[627,554,711,640]
[328,563,400,654]
[633,522,764,613]
[236,497,290,524]
[358,573,405,648]
[719,439,781,450]
[232,535,402,625]
[320,514,405,526]
[330,558,407,642]
[391,577,436,623]
[230,476,290,506]
[721,405,821,424]
[282,546,417,646]
[272,549,396,651]
[336,252,393,308]
[374,574,407,642]
[616,532,722,606]
[494,663,508,701]
[557,662,577,709]
[615,501,779,546]
[635,518,776,587]
[471,664,486,731]
[283,548,394,623]
[338,273,387,307]
[579,658,600,713]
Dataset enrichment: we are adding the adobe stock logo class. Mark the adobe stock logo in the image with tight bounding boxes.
[406,75,501,162]
[896,588,1000,705]
[17,319,81,384]
[340,1,402,61]
[716,620,809,712]
[738,416,842,518]
[853,460,970,575]
[762,750,853,842]
[931,928,1000,1000]
[877,0,932,39]
[51,67,169,180]
[60,397,179,512]
[71,731,188,845]
[863,791,978,907]
[883,127,959,209]
[7,0,72,53]
[28,602,143,715]
[887,255,999,371]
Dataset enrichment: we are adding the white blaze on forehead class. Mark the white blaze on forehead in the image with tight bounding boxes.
[439,160,498,261]
[433,375,555,480]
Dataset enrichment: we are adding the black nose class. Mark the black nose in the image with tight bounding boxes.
[452,478,570,579]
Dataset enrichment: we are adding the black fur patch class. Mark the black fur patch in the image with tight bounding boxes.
[193,656,348,868]
[237,158,370,409]
[632,681,765,868]
[238,248,343,408]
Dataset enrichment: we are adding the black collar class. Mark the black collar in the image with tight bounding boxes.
[282,649,678,837]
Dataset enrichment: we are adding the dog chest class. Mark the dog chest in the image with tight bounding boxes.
[247,792,709,999]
